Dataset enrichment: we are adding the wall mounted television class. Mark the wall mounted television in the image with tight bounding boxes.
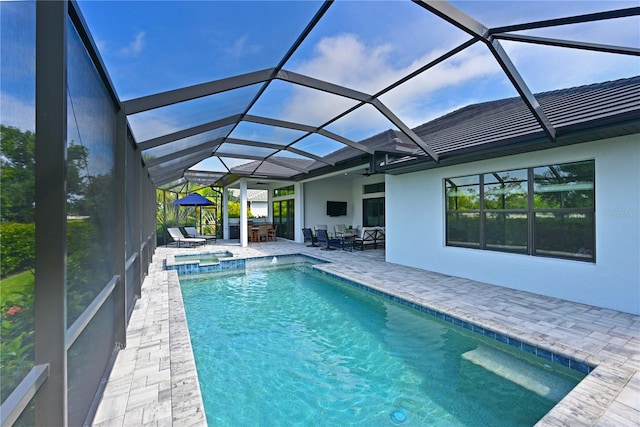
[326,201,347,217]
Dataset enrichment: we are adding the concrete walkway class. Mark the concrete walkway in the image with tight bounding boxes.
[92,240,639,426]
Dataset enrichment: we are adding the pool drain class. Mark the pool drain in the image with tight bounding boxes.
[390,409,408,424]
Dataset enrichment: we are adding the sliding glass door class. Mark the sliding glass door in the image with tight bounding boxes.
[272,199,294,240]
[363,197,385,227]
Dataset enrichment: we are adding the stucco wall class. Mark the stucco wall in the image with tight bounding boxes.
[303,174,385,232]
[386,134,640,315]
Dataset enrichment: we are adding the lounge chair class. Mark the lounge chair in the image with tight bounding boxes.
[184,226,216,244]
[167,227,206,248]
[302,228,319,247]
[316,229,352,251]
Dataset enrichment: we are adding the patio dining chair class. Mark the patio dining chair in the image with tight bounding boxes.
[267,224,278,241]
[258,224,269,242]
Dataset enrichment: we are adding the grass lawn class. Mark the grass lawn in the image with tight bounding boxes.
[0,270,35,304]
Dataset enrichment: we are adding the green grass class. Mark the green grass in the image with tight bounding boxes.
[0,270,35,304]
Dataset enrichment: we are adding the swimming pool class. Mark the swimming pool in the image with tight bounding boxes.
[179,260,585,426]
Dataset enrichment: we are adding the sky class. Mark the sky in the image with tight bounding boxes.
[1,1,639,172]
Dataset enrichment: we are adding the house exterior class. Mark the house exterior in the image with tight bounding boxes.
[386,135,639,315]
[367,77,640,315]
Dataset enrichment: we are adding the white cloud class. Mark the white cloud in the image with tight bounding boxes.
[0,92,35,132]
[500,39,640,93]
[227,34,260,59]
[280,19,639,135]
[297,33,397,92]
[94,38,107,55]
[283,34,502,132]
[119,31,145,57]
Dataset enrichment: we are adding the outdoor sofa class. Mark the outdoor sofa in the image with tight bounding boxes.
[354,226,385,250]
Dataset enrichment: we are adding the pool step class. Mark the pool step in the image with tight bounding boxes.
[461,346,575,401]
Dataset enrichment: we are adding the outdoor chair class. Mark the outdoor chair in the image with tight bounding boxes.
[258,224,269,242]
[375,226,385,247]
[354,227,382,250]
[167,227,206,248]
[267,224,278,241]
[316,229,351,251]
[302,228,319,247]
[334,224,356,238]
[184,226,217,244]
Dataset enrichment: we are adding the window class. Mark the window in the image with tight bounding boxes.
[533,162,595,260]
[483,169,528,253]
[273,185,294,197]
[445,160,594,262]
[364,182,385,194]
[363,197,384,227]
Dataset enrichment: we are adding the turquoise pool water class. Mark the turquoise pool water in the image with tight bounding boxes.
[180,262,585,426]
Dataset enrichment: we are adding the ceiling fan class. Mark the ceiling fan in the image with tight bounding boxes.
[359,168,374,176]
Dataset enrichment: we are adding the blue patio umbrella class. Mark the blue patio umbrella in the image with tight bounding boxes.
[172,193,214,234]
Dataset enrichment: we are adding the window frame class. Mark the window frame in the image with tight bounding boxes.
[445,160,595,262]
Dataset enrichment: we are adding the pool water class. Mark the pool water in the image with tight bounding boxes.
[180,263,585,426]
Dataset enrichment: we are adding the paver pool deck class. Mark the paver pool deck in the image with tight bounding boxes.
[92,240,639,426]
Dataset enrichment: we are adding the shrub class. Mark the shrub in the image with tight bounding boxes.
[0,222,35,277]
[0,290,35,402]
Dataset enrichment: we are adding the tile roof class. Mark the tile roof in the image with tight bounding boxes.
[227,76,640,181]
[378,76,640,173]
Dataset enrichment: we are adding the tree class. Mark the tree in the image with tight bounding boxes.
[1,126,35,223]
[1,126,93,223]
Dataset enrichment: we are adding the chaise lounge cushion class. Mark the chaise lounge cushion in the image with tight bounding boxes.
[167,227,206,247]
[184,226,216,243]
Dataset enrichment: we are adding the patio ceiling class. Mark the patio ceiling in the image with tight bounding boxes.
[77,1,640,189]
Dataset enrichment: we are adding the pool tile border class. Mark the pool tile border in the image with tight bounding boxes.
[314,268,594,375]
[167,252,328,275]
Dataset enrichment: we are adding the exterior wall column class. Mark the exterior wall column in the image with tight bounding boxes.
[294,182,304,243]
[222,187,229,240]
[240,179,248,247]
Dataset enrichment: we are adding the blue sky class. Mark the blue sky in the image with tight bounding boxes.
[1,1,639,169]
[78,0,640,144]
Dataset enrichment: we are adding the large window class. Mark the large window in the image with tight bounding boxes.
[445,160,595,262]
